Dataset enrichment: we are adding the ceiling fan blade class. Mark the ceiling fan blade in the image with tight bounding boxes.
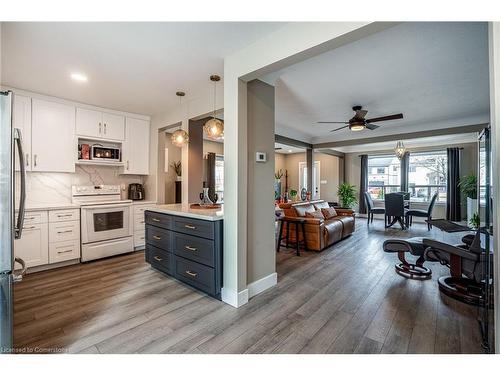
[330,125,350,132]
[365,123,380,130]
[317,121,349,124]
[366,113,403,123]
[355,109,368,119]
[275,147,282,150]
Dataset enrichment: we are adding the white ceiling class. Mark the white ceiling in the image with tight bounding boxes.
[265,22,490,144]
[274,142,305,154]
[1,22,285,115]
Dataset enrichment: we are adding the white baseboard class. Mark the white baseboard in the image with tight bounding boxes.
[247,272,277,299]
[221,287,249,308]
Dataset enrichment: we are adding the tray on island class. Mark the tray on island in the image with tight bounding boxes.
[190,203,222,209]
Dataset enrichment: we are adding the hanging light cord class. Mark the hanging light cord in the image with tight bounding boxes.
[213,79,216,120]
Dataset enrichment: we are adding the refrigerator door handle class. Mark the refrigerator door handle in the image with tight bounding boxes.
[14,128,26,239]
[13,257,27,283]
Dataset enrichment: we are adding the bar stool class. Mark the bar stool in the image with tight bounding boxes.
[276,217,308,256]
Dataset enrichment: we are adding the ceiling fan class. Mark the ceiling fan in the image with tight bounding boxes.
[318,105,403,132]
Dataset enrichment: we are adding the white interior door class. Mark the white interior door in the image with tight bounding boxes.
[299,161,320,199]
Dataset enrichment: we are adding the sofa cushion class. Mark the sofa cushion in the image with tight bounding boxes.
[321,207,338,220]
[331,216,355,237]
[313,201,330,210]
[324,220,344,246]
[294,204,316,217]
[306,210,324,219]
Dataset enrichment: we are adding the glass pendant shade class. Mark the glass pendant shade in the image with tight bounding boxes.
[394,140,406,160]
[204,118,224,140]
[171,129,189,147]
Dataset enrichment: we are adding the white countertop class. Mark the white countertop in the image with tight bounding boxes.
[19,203,81,212]
[132,200,157,205]
[147,204,223,221]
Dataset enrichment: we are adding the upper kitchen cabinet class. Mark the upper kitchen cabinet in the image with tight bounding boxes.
[121,117,150,175]
[76,107,125,141]
[13,95,32,172]
[31,99,76,173]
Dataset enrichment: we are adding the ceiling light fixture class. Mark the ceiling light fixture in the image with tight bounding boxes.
[349,121,365,132]
[394,140,406,160]
[171,91,189,147]
[288,150,293,153]
[204,75,224,140]
[70,72,88,82]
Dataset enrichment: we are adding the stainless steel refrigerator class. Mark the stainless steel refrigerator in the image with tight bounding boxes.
[0,90,27,353]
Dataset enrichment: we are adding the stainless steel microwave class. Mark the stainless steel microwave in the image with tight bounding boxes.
[91,145,120,161]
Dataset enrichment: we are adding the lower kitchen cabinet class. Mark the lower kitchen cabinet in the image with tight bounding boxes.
[145,211,223,300]
[15,208,81,272]
[133,202,156,249]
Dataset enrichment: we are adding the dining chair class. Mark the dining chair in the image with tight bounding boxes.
[405,192,438,230]
[364,191,385,224]
[385,193,407,229]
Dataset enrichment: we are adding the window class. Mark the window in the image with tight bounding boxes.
[367,155,401,200]
[215,155,224,203]
[408,151,447,202]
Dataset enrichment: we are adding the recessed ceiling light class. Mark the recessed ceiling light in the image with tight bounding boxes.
[288,150,293,153]
[71,73,88,82]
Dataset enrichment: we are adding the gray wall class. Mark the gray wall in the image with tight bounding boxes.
[246,79,276,284]
[188,119,204,203]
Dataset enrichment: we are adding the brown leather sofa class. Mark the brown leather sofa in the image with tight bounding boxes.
[278,200,355,251]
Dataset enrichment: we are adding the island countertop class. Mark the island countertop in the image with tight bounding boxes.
[146,203,223,221]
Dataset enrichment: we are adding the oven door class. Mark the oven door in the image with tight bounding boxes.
[81,203,132,243]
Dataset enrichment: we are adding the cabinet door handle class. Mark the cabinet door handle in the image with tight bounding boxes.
[185,270,197,278]
[152,218,160,222]
[184,224,196,230]
[26,154,29,166]
[127,160,130,170]
[57,249,73,254]
[104,123,107,134]
[184,245,197,251]
[99,122,102,134]
[153,235,162,240]
[33,154,37,167]
[154,256,163,261]
[57,230,73,234]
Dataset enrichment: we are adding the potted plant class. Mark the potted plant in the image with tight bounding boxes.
[469,212,480,230]
[289,189,298,202]
[274,169,283,200]
[337,183,358,209]
[458,174,477,226]
[171,160,182,181]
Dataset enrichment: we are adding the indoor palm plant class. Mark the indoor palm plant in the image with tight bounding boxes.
[337,183,358,209]
[458,174,477,225]
[170,160,182,181]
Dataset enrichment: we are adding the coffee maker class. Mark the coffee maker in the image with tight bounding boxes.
[128,183,145,200]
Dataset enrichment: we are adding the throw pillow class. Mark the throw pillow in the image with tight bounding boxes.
[321,207,338,220]
[314,201,330,210]
[305,210,324,219]
[294,204,316,217]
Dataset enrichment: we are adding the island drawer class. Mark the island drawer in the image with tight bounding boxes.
[145,211,172,230]
[146,245,172,275]
[173,256,215,296]
[173,232,214,267]
[172,216,214,240]
[145,226,171,251]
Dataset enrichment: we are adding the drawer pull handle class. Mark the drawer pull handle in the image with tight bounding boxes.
[140,221,145,224]
[57,230,73,234]
[185,270,197,278]
[184,224,196,230]
[152,218,161,222]
[25,217,35,220]
[184,246,197,251]
[57,249,73,254]
[57,214,73,218]
[153,235,162,240]
[154,256,163,261]
[24,226,36,230]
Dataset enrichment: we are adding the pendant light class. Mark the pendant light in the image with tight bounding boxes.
[171,91,190,147]
[394,140,406,160]
[204,74,224,140]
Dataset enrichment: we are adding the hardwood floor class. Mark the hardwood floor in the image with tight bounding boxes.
[13,218,486,354]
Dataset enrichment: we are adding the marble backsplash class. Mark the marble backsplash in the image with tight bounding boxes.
[15,166,145,207]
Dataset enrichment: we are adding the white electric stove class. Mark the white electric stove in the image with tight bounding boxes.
[72,185,133,262]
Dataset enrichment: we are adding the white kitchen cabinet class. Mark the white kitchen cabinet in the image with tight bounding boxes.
[31,99,76,173]
[121,117,150,175]
[13,95,32,172]
[14,223,49,269]
[133,203,155,249]
[76,107,125,141]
